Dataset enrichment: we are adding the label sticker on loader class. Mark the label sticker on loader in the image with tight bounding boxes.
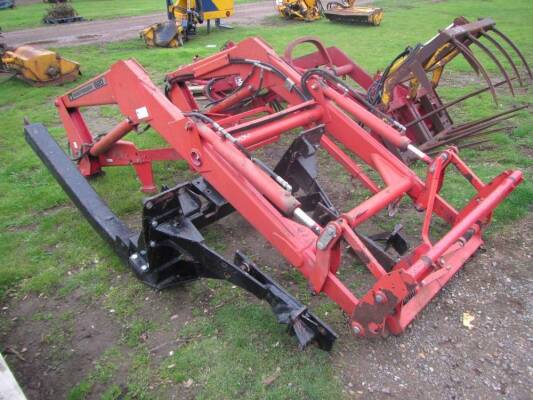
[135,107,149,120]
[68,77,107,101]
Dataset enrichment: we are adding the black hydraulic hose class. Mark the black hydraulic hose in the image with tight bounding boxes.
[167,58,305,105]
[205,77,225,102]
[183,112,250,154]
[229,58,308,101]
[204,66,257,107]
[301,68,406,132]
[195,0,204,24]
[183,112,293,192]
[219,68,267,114]
[367,45,420,105]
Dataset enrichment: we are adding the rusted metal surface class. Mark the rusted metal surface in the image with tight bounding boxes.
[284,17,530,159]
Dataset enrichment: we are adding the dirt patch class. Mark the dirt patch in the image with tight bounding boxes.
[521,145,533,158]
[5,221,39,233]
[334,214,533,399]
[0,276,197,399]
[0,290,123,399]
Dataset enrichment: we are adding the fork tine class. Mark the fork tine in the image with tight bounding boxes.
[491,27,532,79]
[467,33,515,96]
[481,31,524,87]
[452,38,498,105]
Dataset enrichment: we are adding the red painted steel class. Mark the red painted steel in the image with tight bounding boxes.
[55,36,523,339]
[89,119,135,156]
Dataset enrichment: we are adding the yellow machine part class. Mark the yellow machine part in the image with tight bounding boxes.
[381,43,459,105]
[352,6,384,26]
[1,46,80,86]
[323,1,384,26]
[141,0,234,48]
[140,23,185,48]
[276,0,321,22]
[172,0,234,20]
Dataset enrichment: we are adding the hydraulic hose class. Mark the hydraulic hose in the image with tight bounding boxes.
[301,68,406,132]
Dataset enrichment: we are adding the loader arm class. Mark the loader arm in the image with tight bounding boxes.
[28,36,523,347]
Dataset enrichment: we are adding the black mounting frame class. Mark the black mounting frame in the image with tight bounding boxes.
[25,123,337,351]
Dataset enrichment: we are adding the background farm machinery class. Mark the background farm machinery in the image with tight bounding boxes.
[0,28,80,86]
[0,0,14,10]
[141,0,234,48]
[25,17,527,349]
[276,0,384,26]
[42,0,84,25]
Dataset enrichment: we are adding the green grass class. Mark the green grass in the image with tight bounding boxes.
[67,347,122,400]
[0,0,532,398]
[0,0,257,31]
[161,305,341,399]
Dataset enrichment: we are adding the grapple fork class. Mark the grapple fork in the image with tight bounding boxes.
[283,17,530,161]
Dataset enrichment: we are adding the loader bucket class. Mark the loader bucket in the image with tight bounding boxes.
[27,36,523,349]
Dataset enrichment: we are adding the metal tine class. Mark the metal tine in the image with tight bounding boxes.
[437,139,493,153]
[427,139,494,156]
[458,139,493,149]
[424,126,514,152]
[449,125,516,142]
[451,38,498,105]
[467,33,515,96]
[445,112,518,138]
[440,123,514,146]
[451,38,480,75]
[480,31,524,87]
[432,105,526,141]
[447,105,525,133]
[404,77,516,129]
[430,113,499,142]
[491,27,533,79]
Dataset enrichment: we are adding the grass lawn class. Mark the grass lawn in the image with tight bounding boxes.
[0,0,256,31]
[0,0,531,399]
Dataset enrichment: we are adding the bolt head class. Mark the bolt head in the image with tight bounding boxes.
[375,293,385,304]
[352,324,361,336]
[151,220,158,227]
[130,253,138,260]
[149,240,156,248]
[190,150,202,166]
[140,264,148,272]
